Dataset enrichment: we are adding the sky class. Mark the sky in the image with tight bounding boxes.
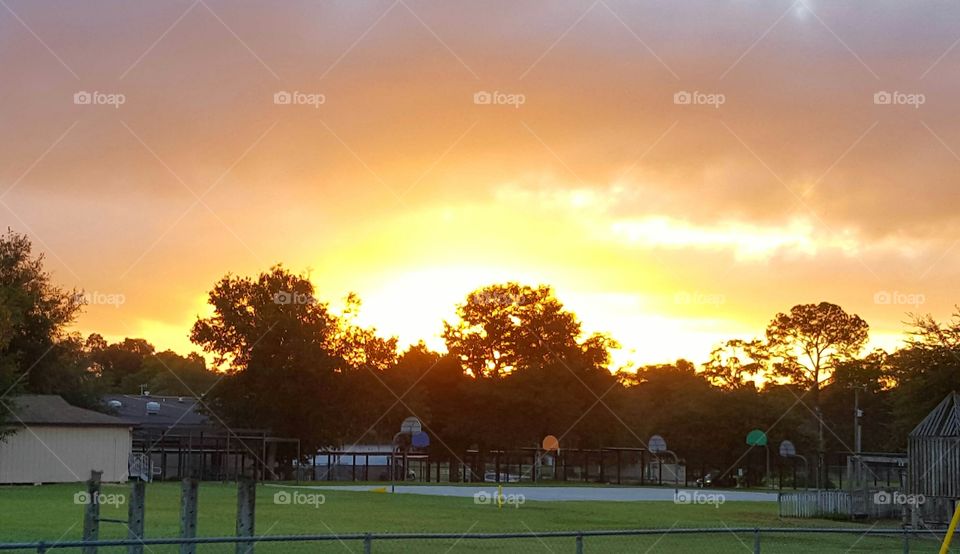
[2,0,959,368]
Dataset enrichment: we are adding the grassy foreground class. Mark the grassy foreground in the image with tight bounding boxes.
[0,482,947,553]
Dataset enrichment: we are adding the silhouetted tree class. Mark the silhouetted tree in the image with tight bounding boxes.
[0,230,98,419]
[120,350,218,396]
[702,339,768,390]
[884,310,960,441]
[442,283,615,378]
[764,302,869,487]
[192,265,354,454]
[87,336,155,390]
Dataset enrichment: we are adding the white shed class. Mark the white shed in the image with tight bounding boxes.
[0,395,133,484]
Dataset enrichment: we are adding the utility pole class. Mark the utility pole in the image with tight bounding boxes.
[854,387,862,455]
[817,406,825,489]
[851,385,864,489]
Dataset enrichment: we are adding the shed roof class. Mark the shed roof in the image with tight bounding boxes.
[7,395,132,427]
[102,394,211,429]
[910,392,960,438]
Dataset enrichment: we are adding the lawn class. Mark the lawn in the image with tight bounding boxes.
[0,482,948,553]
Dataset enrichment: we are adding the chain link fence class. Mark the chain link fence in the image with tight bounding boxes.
[0,528,953,553]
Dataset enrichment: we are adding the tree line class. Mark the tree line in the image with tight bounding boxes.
[2,229,958,484]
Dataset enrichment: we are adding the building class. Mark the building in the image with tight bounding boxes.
[311,444,398,481]
[104,394,296,481]
[908,391,960,524]
[0,395,132,484]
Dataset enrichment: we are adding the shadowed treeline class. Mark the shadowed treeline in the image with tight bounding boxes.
[2,229,958,483]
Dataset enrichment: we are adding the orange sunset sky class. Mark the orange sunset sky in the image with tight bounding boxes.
[2,1,959,368]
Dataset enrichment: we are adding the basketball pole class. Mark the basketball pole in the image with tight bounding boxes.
[939,502,960,554]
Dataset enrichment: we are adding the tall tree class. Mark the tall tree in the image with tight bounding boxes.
[118,350,218,396]
[331,293,398,372]
[190,265,344,454]
[442,283,615,378]
[0,229,97,417]
[87,336,156,391]
[764,302,869,487]
[702,339,767,390]
[885,309,960,440]
[191,265,397,456]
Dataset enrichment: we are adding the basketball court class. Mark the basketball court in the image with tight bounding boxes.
[275,484,778,502]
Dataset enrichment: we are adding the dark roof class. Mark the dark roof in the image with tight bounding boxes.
[910,392,960,437]
[102,394,211,429]
[8,395,132,427]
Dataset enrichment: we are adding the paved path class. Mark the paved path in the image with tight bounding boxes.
[270,484,778,502]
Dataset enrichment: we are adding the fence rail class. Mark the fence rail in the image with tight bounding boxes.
[778,490,903,518]
[0,527,948,553]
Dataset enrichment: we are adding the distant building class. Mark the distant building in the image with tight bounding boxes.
[0,395,132,484]
[104,394,210,432]
[312,444,397,481]
[104,394,292,481]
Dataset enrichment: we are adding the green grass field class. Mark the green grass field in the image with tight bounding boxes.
[0,483,949,553]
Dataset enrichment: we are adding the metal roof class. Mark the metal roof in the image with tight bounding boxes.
[910,391,960,438]
[102,394,211,429]
[7,395,132,427]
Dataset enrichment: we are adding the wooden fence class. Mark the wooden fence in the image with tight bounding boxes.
[778,490,902,519]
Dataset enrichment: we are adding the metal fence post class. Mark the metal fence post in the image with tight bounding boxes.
[364,533,372,553]
[236,478,256,554]
[127,480,146,554]
[753,528,760,554]
[179,478,199,554]
[902,528,909,554]
[82,470,103,554]
[575,532,583,554]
